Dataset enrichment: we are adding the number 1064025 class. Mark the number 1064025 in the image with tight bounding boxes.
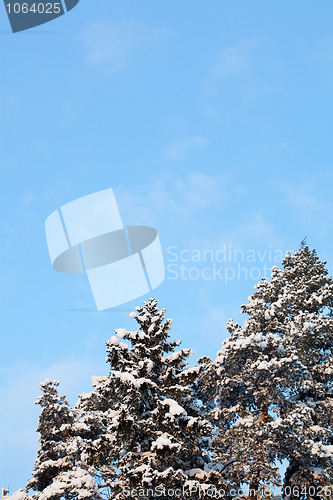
[6,3,62,14]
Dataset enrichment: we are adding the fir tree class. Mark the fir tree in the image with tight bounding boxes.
[27,380,75,494]
[199,246,333,499]
[77,298,223,499]
[26,380,101,500]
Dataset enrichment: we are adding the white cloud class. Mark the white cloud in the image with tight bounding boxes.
[81,20,172,73]
[115,170,289,258]
[115,171,229,231]
[205,38,260,93]
[211,39,259,77]
[224,213,286,248]
[114,173,289,291]
[163,136,209,161]
[185,212,288,263]
[280,177,333,233]
[204,38,284,102]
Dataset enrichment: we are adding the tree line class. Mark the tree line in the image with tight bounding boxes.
[7,246,333,500]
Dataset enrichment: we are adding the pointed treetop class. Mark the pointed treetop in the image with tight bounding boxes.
[301,236,307,248]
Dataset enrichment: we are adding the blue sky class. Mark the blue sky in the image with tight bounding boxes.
[1,0,333,492]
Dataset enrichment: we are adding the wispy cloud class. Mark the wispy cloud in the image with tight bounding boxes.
[217,213,289,259]
[280,175,333,234]
[205,38,260,94]
[211,39,260,77]
[163,136,209,161]
[204,38,284,103]
[115,171,229,231]
[81,20,172,73]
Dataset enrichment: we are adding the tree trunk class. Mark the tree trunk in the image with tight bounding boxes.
[259,403,269,423]
[249,477,260,500]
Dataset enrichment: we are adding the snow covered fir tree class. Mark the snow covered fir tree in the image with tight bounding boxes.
[26,380,102,500]
[198,245,333,499]
[5,380,102,500]
[75,298,223,499]
[5,246,333,500]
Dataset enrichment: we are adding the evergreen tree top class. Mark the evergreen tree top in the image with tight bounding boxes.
[242,245,333,320]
